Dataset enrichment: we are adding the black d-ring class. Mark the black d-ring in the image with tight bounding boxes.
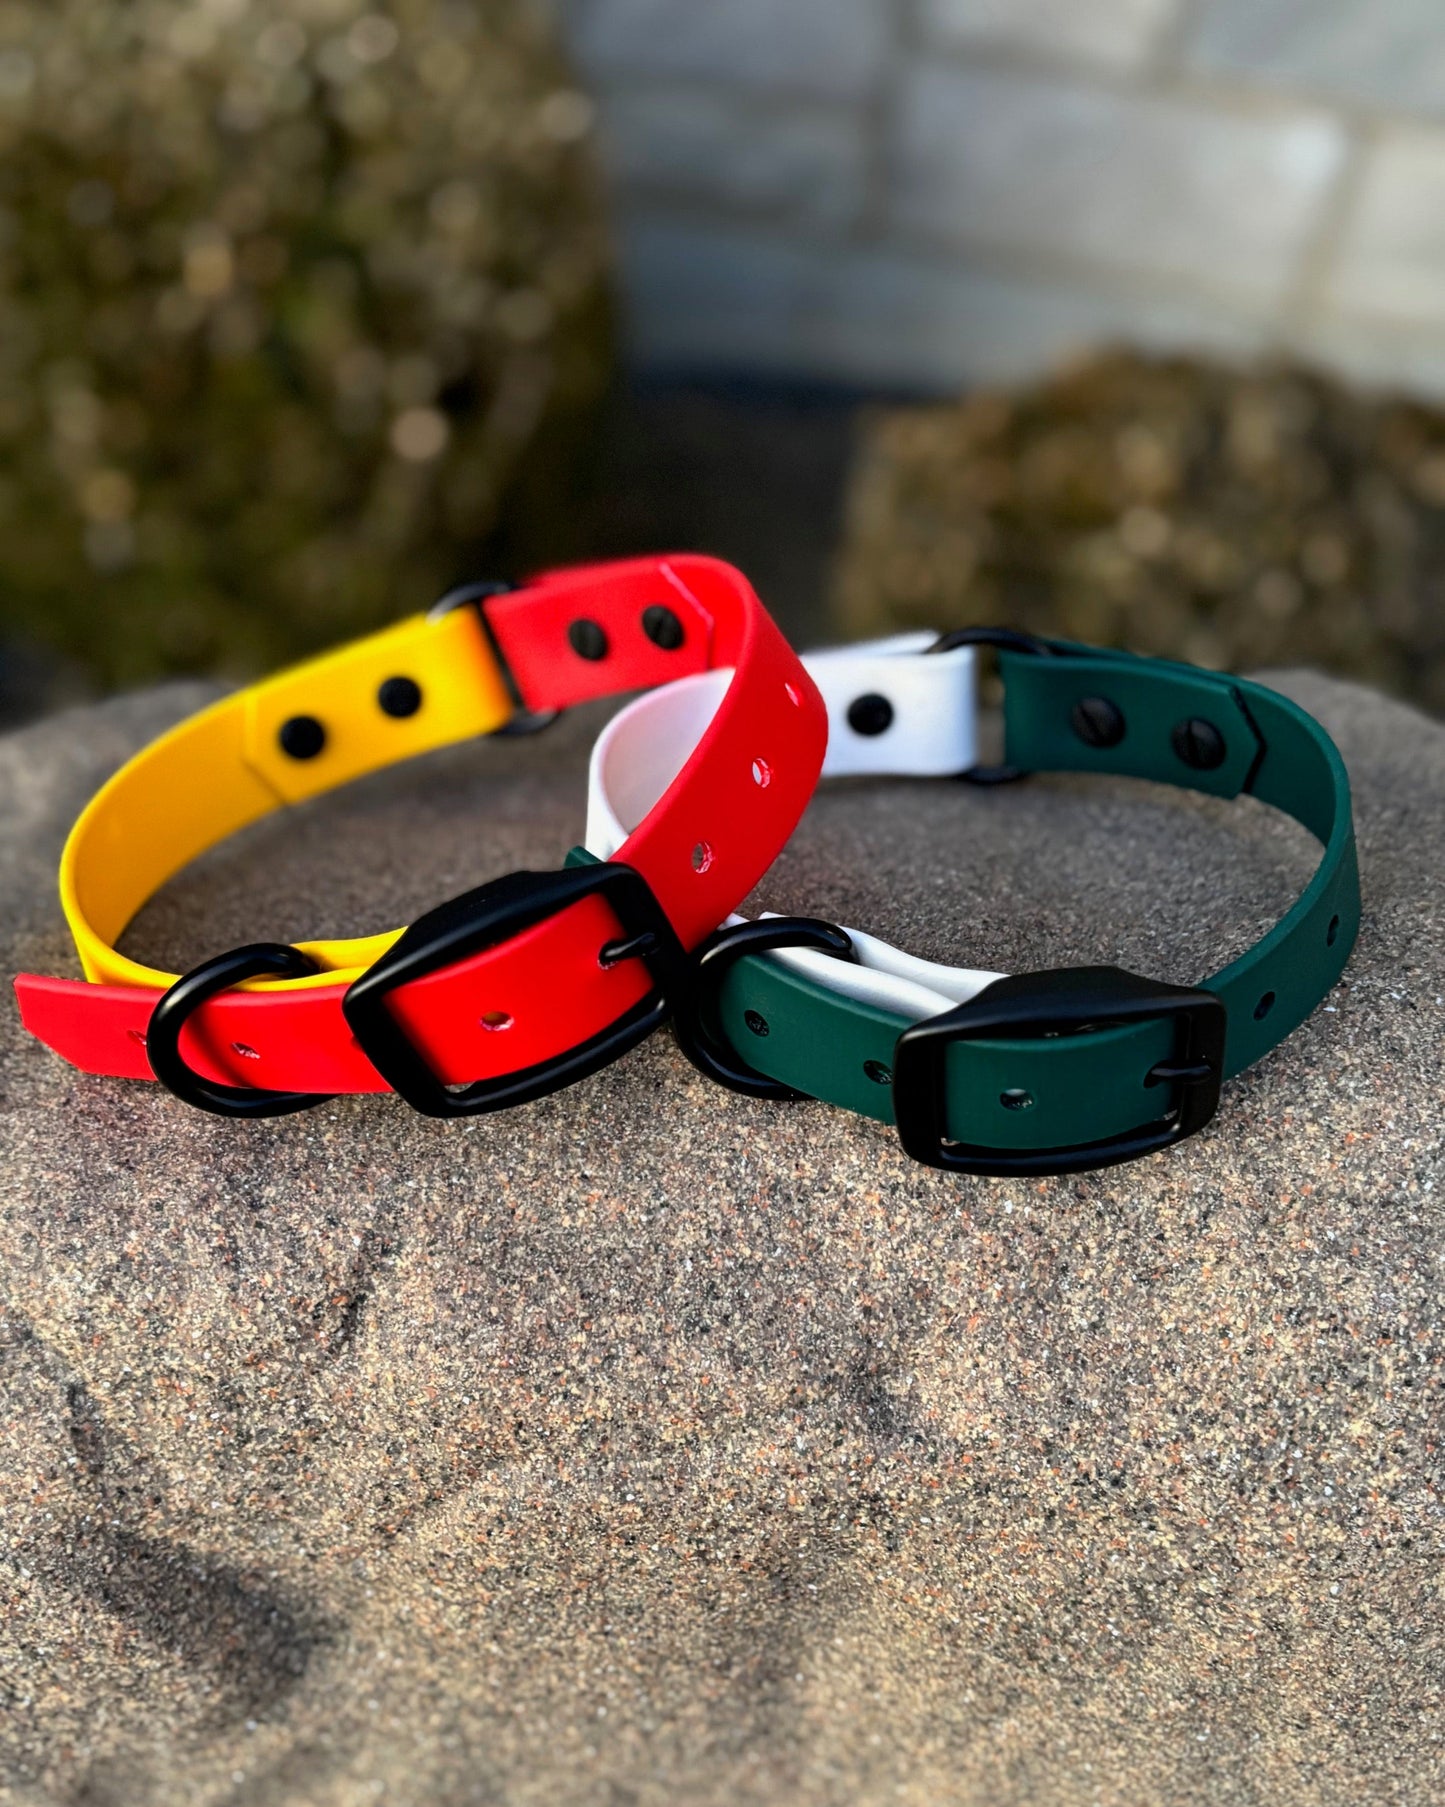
[428,578,562,738]
[927,625,1056,785]
[146,943,336,1119]
[674,917,859,1101]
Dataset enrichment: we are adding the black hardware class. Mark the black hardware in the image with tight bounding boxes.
[641,605,685,650]
[927,625,1056,784]
[428,579,518,619]
[599,928,660,967]
[427,578,561,737]
[146,943,336,1119]
[673,916,859,1100]
[891,965,1226,1177]
[1070,694,1126,749]
[1172,716,1227,771]
[343,862,688,1118]
[278,715,326,760]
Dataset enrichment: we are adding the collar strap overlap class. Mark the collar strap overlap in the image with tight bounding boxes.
[588,633,1360,1176]
[14,555,827,1111]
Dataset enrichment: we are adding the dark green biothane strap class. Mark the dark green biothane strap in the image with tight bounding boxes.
[702,646,1359,1172]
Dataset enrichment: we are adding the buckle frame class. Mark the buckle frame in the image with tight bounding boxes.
[891,965,1226,1177]
[343,862,688,1118]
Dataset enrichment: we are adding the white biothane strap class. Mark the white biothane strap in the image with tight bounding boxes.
[586,633,1006,1023]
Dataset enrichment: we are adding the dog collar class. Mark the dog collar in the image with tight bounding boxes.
[587,630,1360,1177]
[14,556,827,1119]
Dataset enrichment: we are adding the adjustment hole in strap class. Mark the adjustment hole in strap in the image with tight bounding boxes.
[231,1042,261,1061]
[691,841,714,874]
[744,1010,769,1038]
[784,681,802,708]
[127,1027,147,1046]
[999,1088,1035,1112]
[1254,991,1276,1021]
[864,1060,893,1086]
[1327,913,1341,947]
[480,1010,513,1032]
[751,757,772,788]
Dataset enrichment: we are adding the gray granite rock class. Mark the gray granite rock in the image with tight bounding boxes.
[0,672,1441,1807]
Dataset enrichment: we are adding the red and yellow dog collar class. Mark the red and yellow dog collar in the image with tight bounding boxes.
[14,556,826,1118]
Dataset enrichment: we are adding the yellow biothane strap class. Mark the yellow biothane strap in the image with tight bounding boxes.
[60,606,515,994]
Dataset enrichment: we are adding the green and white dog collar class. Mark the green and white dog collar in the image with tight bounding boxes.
[587,631,1360,1178]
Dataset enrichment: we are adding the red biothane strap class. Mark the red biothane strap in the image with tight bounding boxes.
[15,555,826,1097]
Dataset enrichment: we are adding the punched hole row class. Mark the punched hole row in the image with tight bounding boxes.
[690,678,801,873]
[743,1010,896,1088]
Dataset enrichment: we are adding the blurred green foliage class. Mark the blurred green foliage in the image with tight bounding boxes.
[0,0,614,692]
[839,352,1445,716]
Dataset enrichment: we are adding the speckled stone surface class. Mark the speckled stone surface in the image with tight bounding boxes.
[1,673,1441,1807]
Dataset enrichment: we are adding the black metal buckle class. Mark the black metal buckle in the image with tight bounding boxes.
[891,965,1226,1177]
[146,943,337,1119]
[342,862,688,1118]
[927,625,1056,785]
[673,917,859,1100]
[429,578,561,737]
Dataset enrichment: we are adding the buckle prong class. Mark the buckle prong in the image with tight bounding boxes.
[600,930,661,967]
[1145,1056,1217,1088]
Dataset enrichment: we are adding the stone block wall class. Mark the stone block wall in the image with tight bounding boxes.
[561,0,1445,396]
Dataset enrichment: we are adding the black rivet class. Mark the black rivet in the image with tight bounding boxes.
[278,714,325,760]
[744,1010,769,1038]
[568,618,608,661]
[641,604,685,651]
[863,1060,893,1086]
[1070,695,1125,749]
[377,675,422,718]
[847,693,894,737]
[1172,717,1227,771]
